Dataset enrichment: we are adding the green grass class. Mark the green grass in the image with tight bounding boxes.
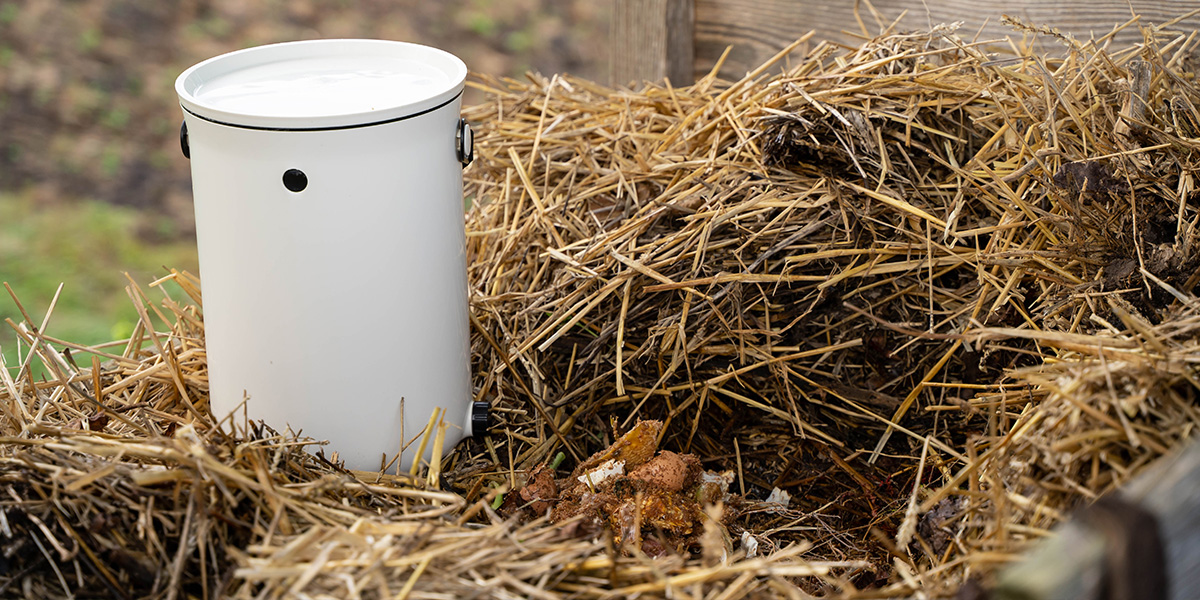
[0,192,199,377]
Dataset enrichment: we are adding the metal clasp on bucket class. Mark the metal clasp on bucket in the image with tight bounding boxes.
[456,118,473,167]
[180,121,190,159]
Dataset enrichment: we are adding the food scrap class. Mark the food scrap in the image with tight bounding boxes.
[508,420,741,556]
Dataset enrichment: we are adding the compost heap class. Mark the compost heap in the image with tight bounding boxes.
[4,17,1200,599]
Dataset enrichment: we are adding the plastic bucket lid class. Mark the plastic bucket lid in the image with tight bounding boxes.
[175,39,467,131]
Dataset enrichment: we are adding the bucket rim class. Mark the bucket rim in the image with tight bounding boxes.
[175,39,467,130]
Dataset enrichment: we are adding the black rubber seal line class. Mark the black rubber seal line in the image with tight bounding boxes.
[181,88,463,132]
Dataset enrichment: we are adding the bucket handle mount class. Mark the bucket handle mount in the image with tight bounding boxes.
[456,119,473,167]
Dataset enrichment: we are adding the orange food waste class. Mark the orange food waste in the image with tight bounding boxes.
[509,420,740,556]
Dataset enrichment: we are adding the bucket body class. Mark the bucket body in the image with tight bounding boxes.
[176,40,473,471]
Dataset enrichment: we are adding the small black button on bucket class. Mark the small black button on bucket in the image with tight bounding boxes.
[282,169,307,192]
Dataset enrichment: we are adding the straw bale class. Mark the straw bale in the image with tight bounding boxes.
[3,14,1200,598]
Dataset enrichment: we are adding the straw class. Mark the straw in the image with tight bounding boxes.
[3,14,1200,597]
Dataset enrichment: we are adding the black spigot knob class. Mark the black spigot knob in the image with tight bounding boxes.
[471,401,491,435]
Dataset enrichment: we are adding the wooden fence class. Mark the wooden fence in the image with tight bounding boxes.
[610,0,1200,85]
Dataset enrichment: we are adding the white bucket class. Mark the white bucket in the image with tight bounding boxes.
[175,39,480,472]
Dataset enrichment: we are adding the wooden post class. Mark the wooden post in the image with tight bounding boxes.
[994,439,1200,600]
[689,0,1200,82]
[609,0,695,86]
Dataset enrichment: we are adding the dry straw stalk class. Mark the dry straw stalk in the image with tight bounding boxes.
[4,11,1200,599]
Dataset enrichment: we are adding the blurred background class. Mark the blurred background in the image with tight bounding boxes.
[0,0,609,366]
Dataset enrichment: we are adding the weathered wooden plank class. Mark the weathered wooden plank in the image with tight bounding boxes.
[693,0,1200,80]
[609,0,696,86]
[995,439,1200,600]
